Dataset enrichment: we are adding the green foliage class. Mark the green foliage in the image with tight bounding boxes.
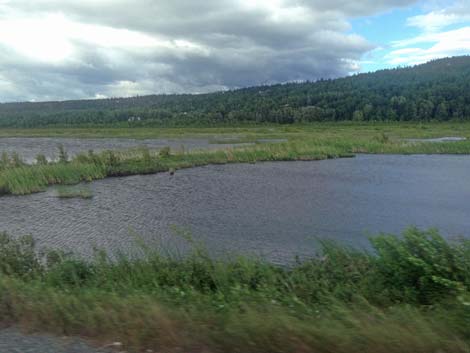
[0,56,470,127]
[104,150,118,167]
[139,145,152,162]
[0,162,106,195]
[0,229,468,352]
[375,132,390,144]
[55,185,93,199]
[10,152,24,168]
[1,122,470,196]
[0,140,352,195]
[46,258,95,287]
[57,144,68,163]
[369,228,470,304]
[0,233,41,277]
[0,152,9,168]
[159,146,171,158]
[35,153,48,165]
[0,152,26,170]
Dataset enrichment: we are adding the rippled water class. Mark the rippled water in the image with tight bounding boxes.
[0,154,469,263]
[0,137,249,163]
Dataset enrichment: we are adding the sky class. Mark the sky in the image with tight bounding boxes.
[0,0,469,102]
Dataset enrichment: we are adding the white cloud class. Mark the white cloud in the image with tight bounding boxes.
[387,26,470,65]
[405,0,470,32]
[385,1,470,66]
[407,10,467,32]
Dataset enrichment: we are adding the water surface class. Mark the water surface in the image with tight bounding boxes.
[0,137,249,163]
[0,154,469,263]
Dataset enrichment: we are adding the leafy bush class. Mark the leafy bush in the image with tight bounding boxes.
[370,228,470,304]
[57,144,69,163]
[159,146,171,158]
[0,233,42,277]
[35,154,48,165]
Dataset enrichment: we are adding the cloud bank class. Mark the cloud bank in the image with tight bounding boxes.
[0,0,418,101]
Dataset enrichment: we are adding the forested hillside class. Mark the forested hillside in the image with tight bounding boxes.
[1,56,469,127]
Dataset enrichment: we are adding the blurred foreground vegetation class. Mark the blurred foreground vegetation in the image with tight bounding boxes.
[0,228,468,352]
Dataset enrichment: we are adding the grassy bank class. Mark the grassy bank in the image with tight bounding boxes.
[0,141,352,195]
[1,122,470,195]
[0,228,468,352]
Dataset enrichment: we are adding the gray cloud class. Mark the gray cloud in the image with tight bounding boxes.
[0,0,418,102]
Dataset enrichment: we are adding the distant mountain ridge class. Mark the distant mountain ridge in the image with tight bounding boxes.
[1,56,470,127]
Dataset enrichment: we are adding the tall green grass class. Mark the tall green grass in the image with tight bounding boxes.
[0,162,106,195]
[0,228,468,352]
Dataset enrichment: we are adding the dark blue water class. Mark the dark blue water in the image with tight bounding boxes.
[0,154,469,263]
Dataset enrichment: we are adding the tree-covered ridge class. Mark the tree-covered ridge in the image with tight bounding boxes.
[1,56,470,127]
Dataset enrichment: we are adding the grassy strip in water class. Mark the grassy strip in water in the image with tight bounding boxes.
[0,162,105,195]
[55,185,93,199]
[0,141,351,195]
[1,122,470,195]
[0,228,468,352]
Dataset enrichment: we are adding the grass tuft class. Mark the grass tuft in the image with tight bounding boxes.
[55,186,93,199]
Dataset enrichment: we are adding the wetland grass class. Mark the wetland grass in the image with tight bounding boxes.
[0,228,468,353]
[0,123,470,196]
[55,186,93,199]
[0,121,468,140]
[0,162,106,195]
[0,141,351,195]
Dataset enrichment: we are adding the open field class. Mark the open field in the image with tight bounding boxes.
[0,122,470,196]
[0,121,469,140]
[0,228,469,353]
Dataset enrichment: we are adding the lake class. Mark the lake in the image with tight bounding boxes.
[0,154,469,263]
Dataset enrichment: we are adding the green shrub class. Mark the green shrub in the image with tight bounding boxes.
[46,259,95,287]
[35,154,48,165]
[55,186,93,199]
[57,144,69,163]
[0,233,42,277]
[370,228,470,304]
[159,146,171,158]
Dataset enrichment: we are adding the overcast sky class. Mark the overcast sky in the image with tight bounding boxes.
[0,0,469,102]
